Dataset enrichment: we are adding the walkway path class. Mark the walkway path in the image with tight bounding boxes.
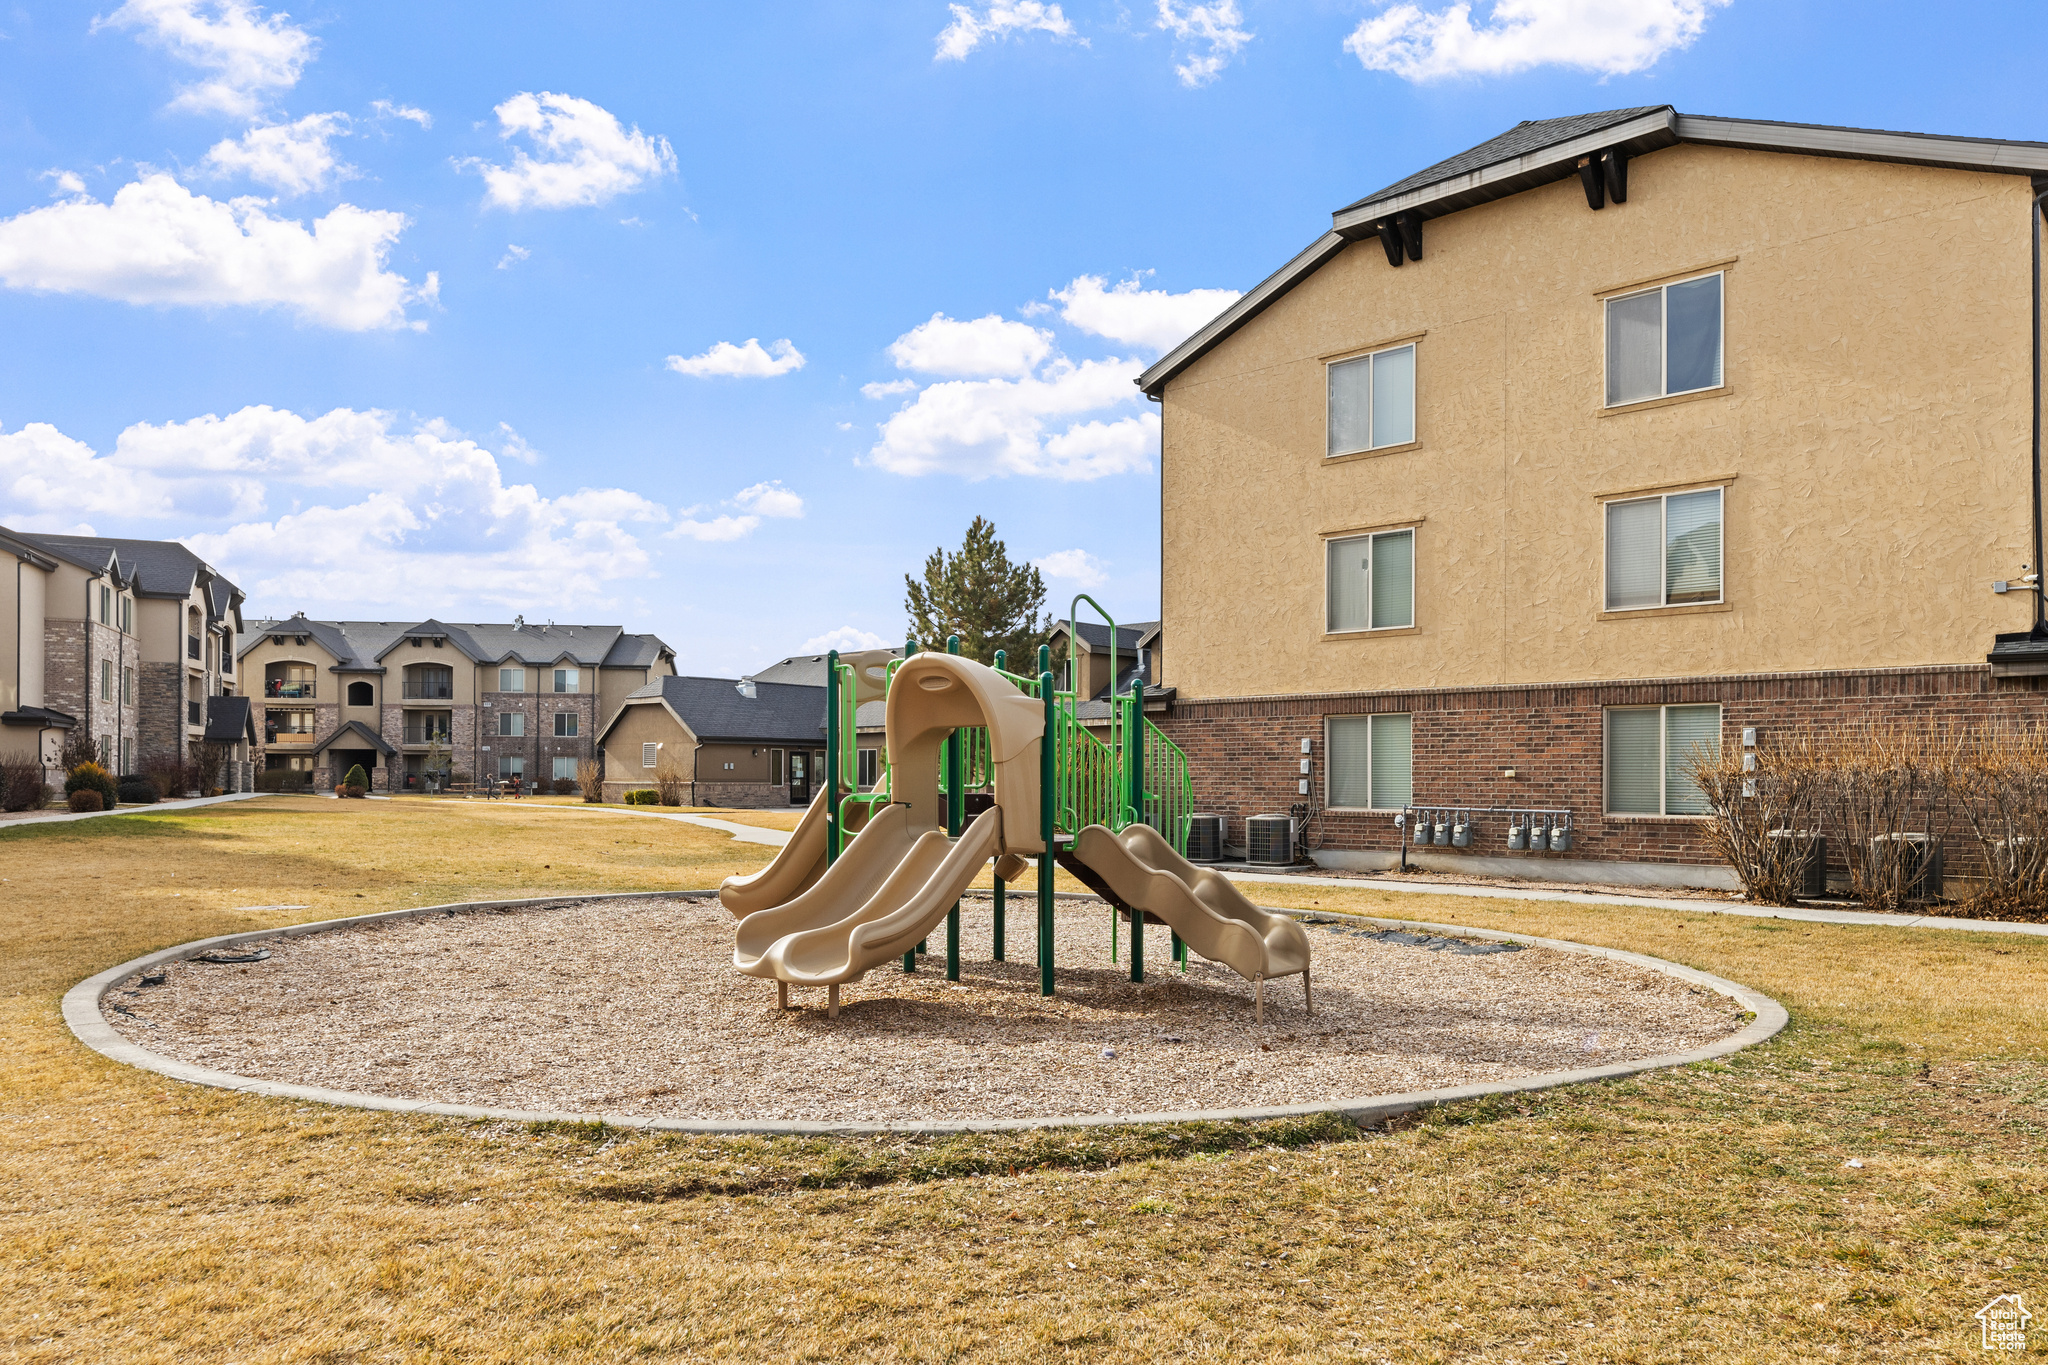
[0,791,261,829]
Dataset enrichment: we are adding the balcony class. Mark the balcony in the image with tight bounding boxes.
[402,727,453,745]
[263,681,316,699]
[401,681,454,700]
[187,635,201,661]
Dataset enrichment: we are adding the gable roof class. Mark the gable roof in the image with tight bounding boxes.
[1050,619,1159,654]
[312,718,397,757]
[25,533,239,607]
[601,632,673,669]
[204,694,258,746]
[239,616,647,670]
[1139,108,2048,398]
[749,647,906,689]
[601,675,825,746]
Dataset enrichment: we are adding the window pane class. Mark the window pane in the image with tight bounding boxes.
[1327,356,1373,456]
[1605,708,1663,814]
[1605,498,1663,609]
[1664,488,1723,604]
[1327,717,1372,808]
[1370,530,1415,629]
[1664,704,1721,815]
[1326,536,1371,632]
[553,756,576,780]
[1368,713,1412,809]
[1665,274,1722,394]
[1606,289,1663,405]
[499,668,522,691]
[1370,345,1415,448]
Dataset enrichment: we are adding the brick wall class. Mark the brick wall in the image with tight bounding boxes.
[1159,664,2048,872]
[137,662,183,768]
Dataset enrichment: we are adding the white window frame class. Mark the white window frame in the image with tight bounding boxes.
[1603,704,1722,816]
[1323,712,1413,813]
[642,742,659,769]
[1323,527,1417,635]
[498,755,525,779]
[1602,270,1725,408]
[498,667,525,692]
[552,755,577,781]
[1325,341,1417,458]
[857,748,879,788]
[553,667,579,694]
[1602,485,1725,612]
[769,748,785,784]
[554,711,578,737]
[498,711,524,737]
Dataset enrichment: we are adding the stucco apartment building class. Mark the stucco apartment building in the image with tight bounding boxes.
[1139,107,2048,887]
[2,526,249,787]
[237,615,673,791]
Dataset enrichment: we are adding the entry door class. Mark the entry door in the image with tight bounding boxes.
[788,751,809,806]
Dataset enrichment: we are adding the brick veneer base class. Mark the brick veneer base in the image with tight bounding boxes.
[1158,663,2048,881]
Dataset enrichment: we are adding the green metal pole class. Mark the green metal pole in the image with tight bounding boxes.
[990,648,1006,961]
[904,634,918,974]
[825,649,841,865]
[1038,663,1055,997]
[945,635,962,981]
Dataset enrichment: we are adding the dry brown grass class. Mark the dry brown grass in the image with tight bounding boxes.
[3,798,2044,1362]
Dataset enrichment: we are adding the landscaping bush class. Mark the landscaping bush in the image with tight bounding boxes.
[625,788,658,805]
[1686,733,1824,905]
[65,760,119,809]
[654,752,687,806]
[1947,726,2048,921]
[0,758,47,812]
[255,769,313,793]
[115,776,161,805]
[551,777,575,795]
[67,788,104,813]
[338,764,370,798]
[143,754,197,799]
[577,758,602,803]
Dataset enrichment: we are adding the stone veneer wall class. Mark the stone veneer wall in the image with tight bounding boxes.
[1157,664,2048,881]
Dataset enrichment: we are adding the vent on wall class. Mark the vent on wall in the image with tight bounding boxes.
[1246,814,1293,866]
[1186,813,1223,862]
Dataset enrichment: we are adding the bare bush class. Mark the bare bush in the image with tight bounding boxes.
[1811,725,1956,912]
[577,757,603,803]
[654,751,688,807]
[1685,734,1824,905]
[1946,726,2048,921]
[0,756,48,812]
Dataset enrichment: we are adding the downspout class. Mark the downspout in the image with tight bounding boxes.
[2033,182,2048,636]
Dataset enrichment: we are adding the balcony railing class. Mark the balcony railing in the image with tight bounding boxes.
[402,681,454,699]
[187,701,202,725]
[188,635,201,660]
[264,681,316,698]
[265,730,315,745]
[402,727,452,745]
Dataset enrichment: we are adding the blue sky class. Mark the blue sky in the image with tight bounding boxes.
[1,0,2043,675]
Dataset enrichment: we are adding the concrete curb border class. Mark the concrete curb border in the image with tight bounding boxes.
[65,891,1789,1136]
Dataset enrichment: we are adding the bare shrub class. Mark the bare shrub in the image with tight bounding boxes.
[577,757,602,803]
[143,752,197,798]
[654,751,688,806]
[1685,733,1824,905]
[0,757,48,812]
[1811,725,1956,912]
[1946,726,2048,921]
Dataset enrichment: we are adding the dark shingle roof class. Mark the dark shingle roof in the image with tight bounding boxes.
[27,533,240,603]
[634,676,826,744]
[240,617,639,669]
[601,633,672,669]
[1341,107,1665,214]
[204,695,257,744]
[312,718,397,757]
[750,648,906,689]
[1055,620,1159,653]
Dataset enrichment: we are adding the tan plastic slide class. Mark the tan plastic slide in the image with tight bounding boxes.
[716,786,830,919]
[1069,821,1314,1021]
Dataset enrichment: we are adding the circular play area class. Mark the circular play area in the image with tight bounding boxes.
[89,893,1769,1127]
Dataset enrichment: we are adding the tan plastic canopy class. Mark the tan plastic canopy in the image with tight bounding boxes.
[884,652,1043,855]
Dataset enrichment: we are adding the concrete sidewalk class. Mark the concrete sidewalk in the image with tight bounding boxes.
[0,791,263,829]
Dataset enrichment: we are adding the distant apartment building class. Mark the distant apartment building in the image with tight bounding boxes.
[236,615,674,791]
[1,525,249,787]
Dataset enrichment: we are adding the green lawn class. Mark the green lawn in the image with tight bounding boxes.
[2,796,2041,1362]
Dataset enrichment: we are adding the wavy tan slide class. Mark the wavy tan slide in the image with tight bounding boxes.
[717,786,830,920]
[1069,821,1314,1022]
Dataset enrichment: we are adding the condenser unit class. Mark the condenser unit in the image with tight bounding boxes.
[1186,813,1223,862]
[1246,813,1293,865]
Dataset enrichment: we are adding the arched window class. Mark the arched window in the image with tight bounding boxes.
[346,681,374,707]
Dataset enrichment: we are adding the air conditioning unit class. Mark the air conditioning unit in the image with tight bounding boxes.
[1765,830,1828,898]
[1247,813,1293,865]
[1186,813,1223,862]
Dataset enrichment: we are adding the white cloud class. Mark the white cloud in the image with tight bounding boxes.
[201,112,353,194]
[1345,0,1726,80]
[861,379,918,398]
[0,173,433,330]
[731,481,805,519]
[1156,0,1252,86]
[46,171,88,197]
[797,626,891,654]
[0,407,669,615]
[665,337,805,378]
[1052,274,1240,352]
[887,312,1052,377]
[1033,548,1108,589]
[497,244,531,270]
[868,359,1153,481]
[101,0,314,117]
[669,514,759,542]
[371,99,432,128]
[469,91,676,211]
[935,1,1077,61]
[496,422,539,464]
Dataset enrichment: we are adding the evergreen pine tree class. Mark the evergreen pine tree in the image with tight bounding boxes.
[904,517,1053,667]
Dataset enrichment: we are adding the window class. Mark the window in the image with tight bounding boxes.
[101,659,113,702]
[498,712,525,737]
[99,585,111,624]
[120,737,133,774]
[554,712,578,737]
[123,668,134,705]
[346,681,374,706]
[498,756,525,779]
[858,748,879,787]
[1326,528,1415,633]
[553,667,579,693]
[1605,704,1721,815]
[1326,713,1412,810]
[499,667,525,692]
[642,742,659,769]
[770,748,785,784]
[1605,487,1723,611]
[552,756,577,781]
[1605,272,1723,407]
[1327,343,1416,456]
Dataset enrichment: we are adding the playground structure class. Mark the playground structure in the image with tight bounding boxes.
[722,599,1313,1020]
